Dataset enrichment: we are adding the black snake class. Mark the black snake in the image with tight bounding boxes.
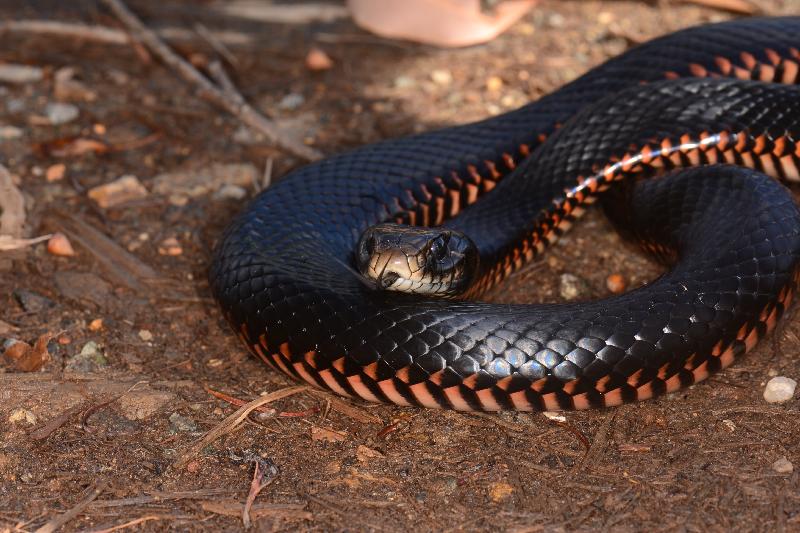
[210,17,800,411]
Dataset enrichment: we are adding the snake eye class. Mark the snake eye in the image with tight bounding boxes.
[429,234,449,262]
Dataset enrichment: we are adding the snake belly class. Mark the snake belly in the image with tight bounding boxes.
[210,17,800,411]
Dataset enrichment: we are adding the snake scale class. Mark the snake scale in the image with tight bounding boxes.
[210,17,800,411]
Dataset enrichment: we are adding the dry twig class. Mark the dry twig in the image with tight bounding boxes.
[243,459,280,529]
[100,0,321,161]
[34,482,106,533]
[175,385,307,467]
[0,20,253,46]
[0,164,25,239]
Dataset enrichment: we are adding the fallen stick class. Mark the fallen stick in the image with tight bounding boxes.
[0,19,253,46]
[100,0,321,161]
[34,482,106,533]
[175,385,307,467]
[0,164,25,239]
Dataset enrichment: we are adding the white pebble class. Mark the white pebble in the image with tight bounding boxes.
[138,329,153,342]
[430,69,453,86]
[763,376,796,404]
[215,184,248,201]
[772,457,793,474]
[0,63,43,84]
[0,125,22,139]
[45,102,79,125]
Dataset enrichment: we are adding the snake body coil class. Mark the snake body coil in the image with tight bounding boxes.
[211,17,800,411]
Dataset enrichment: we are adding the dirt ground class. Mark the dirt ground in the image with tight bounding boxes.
[1,1,800,531]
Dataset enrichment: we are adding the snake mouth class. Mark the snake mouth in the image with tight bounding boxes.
[355,223,479,296]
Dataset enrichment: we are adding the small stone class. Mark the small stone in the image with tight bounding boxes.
[65,340,107,372]
[311,426,347,442]
[489,482,514,502]
[606,274,626,294]
[278,93,305,111]
[772,457,793,474]
[8,408,37,425]
[206,358,224,368]
[45,163,66,182]
[158,237,183,256]
[763,376,797,404]
[542,411,566,422]
[559,273,589,300]
[430,69,453,86]
[88,319,103,332]
[214,184,248,201]
[486,76,503,92]
[44,102,80,125]
[138,329,153,342]
[169,412,198,432]
[0,63,43,84]
[117,390,176,421]
[87,175,148,208]
[393,76,416,89]
[548,13,566,28]
[0,126,22,139]
[47,233,76,257]
[13,289,55,313]
[54,272,111,308]
[305,47,333,71]
[598,11,614,25]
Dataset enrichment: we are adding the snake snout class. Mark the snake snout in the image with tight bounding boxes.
[355,223,479,296]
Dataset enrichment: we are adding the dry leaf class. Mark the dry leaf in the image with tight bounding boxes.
[2,333,52,371]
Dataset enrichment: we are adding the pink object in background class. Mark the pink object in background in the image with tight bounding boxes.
[347,0,538,47]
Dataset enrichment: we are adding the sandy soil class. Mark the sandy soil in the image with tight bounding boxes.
[1,1,799,531]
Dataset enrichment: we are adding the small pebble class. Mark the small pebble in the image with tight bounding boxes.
[44,102,80,125]
[45,163,66,182]
[606,273,626,294]
[47,233,76,257]
[278,93,305,111]
[763,376,797,404]
[138,329,153,342]
[169,412,198,432]
[486,76,503,92]
[772,457,793,474]
[430,69,453,86]
[215,184,248,201]
[559,273,589,300]
[393,76,416,89]
[0,63,43,84]
[13,289,55,313]
[158,237,183,256]
[0,125,22,139]
[88,175,148,208]
[66,341,107,372]
[305,47,333,71]
[88,318,104,332]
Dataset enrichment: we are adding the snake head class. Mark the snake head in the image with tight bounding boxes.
[355,223,479,297]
